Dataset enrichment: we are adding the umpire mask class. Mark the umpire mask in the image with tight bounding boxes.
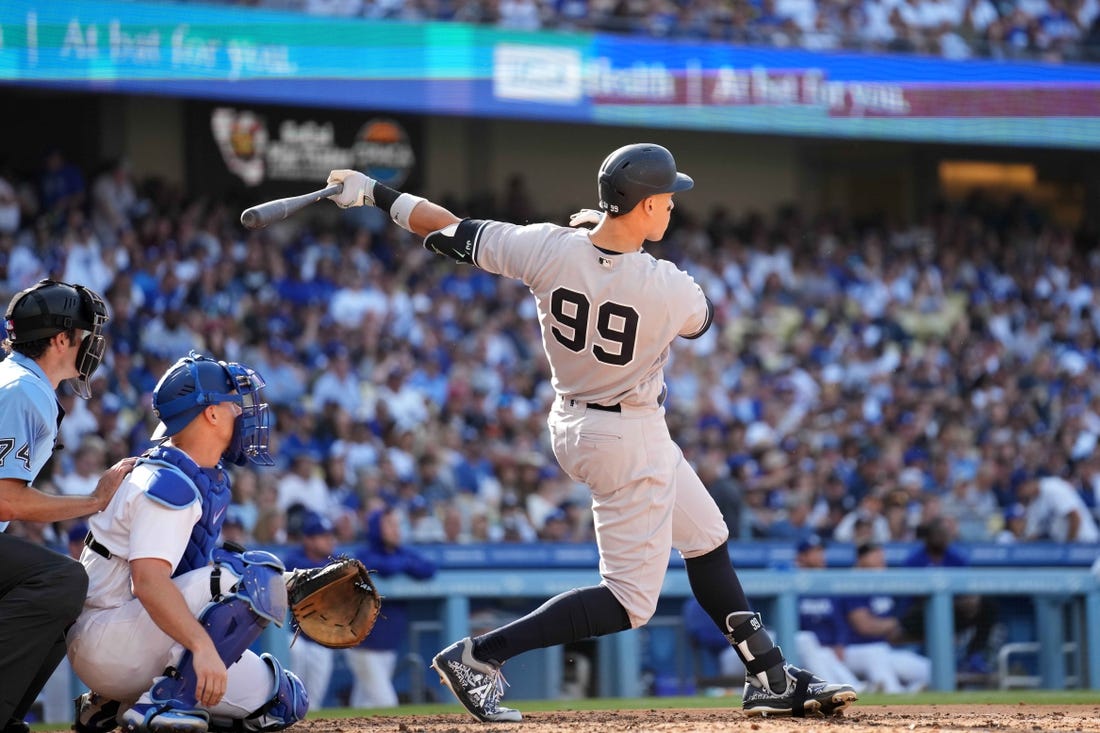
[5,280,109,399]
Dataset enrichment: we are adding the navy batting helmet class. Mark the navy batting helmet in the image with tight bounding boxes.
[5,279,109,398]
[597,143,693,216]
[152,351,273,466]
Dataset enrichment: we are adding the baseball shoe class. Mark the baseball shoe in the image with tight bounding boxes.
[74,693,121,733]
[119,704,208,733]
[431,637,522,723]
[3,720,30,733]
[741,664,857,718]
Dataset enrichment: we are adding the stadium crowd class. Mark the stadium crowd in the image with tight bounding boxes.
[2,149,1099,560]
[214,0,1100,63]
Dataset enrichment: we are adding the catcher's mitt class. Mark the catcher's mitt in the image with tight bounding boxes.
[285,556,381,648]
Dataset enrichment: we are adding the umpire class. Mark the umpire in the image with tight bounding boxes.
[0,280,133,730]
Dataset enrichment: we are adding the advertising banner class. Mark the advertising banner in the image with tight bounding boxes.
[184,101,421,200]
[4,0,1100,148]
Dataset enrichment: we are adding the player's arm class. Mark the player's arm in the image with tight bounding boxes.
[0,457,135,523]
[131,557,227,707]
[326,169,459,237]
[846,606,902,642]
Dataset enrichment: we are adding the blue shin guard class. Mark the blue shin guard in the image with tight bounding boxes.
[121,552,287,733]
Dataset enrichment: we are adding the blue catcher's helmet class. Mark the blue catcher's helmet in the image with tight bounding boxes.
[151,351,274,466]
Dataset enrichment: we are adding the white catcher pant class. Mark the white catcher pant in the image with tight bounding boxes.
[345,647,398,708]
[67,566,275,717]
[549,399,729,628]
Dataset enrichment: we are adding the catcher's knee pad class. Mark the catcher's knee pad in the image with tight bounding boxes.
[150,553,289,710]
[210,654,308,733]
[211,547,288,624]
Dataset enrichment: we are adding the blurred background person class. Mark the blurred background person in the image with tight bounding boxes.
[347,506,436,707]
[1016,474,1100,543]
[282,511,340,705]
[841,542,932,693]
[792,535,864,692]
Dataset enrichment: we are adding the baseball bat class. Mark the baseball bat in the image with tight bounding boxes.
[240,183,343,230]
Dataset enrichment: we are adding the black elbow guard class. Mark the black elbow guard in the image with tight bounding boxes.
[423,219,486,265]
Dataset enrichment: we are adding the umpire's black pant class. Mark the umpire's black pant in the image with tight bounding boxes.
[0,533,87,725]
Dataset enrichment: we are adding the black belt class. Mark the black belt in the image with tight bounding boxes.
[585,386,667,413]
[84,531,112,560]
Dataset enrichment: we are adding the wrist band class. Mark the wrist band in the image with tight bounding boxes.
[390,193,426,232]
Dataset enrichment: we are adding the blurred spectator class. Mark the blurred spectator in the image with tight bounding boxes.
[792,535,864,692]
[939,476,999,542]
[682,596,743,682]
[39,147,85,214]
[348,506,436,707]
[833,491,892,544]
[283,512,339,705]
[277,451,333,520]
[54,436,108,497]
[900,517,999,676]
[1015,474,1100,542]
[0,164,21,235]
[406,494,445,543]
[219,506,252,547]
[237,0,1100,61]
[311,346,363,416]
[537,507,571,541]
[90,158,138,248]
[995,503,1028,543]
[840,542,932,693]
[695,448,743,539]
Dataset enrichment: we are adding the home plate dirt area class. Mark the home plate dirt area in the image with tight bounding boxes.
[300,704,1100,732]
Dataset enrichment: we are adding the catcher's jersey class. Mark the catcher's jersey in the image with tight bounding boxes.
[468,220,712,407]
[0,352,61,533]
[82,462,201,610]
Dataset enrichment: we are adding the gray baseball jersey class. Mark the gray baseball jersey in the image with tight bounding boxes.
[467,220,713,407]
[459,218,725,627]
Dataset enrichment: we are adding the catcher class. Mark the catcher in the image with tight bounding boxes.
[66,352,380,733]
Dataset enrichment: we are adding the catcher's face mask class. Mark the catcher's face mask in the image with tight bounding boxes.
[223,361,274,467]
[152,351,274,467]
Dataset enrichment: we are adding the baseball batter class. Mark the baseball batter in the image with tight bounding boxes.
[326,143,856,720]
[67,352,308,733]
[0,279,131,732]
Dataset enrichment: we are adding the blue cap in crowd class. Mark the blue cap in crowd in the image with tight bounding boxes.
[796,534,824,554]
[302,512,334,537]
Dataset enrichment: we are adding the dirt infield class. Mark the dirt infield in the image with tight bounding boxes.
[303,704,1100,732]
